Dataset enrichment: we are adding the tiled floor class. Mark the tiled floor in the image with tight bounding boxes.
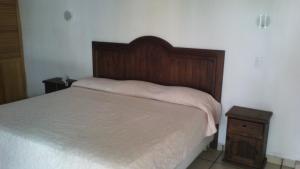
[187,149,294,169]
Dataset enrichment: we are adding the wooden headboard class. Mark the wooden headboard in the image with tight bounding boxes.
[92,36,225,148]
[92,36,225,102]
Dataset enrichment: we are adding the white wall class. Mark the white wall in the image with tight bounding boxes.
[19,0,299,160]
[264,0,300,160]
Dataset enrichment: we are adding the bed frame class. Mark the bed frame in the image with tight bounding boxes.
[92,36,225,149]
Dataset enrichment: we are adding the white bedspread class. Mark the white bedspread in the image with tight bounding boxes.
[0,87,212,169]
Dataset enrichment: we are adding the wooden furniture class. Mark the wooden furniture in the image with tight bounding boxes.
[224,106,273,169]
[43,77,76,94]
[0,0,27,104]
[92,36,225,148]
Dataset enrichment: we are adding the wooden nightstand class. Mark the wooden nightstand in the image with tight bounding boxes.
[42,77,76,94]
[224,106,272,169]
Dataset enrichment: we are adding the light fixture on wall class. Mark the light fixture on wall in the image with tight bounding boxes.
[64,10,72,22]
[257,14,271,29]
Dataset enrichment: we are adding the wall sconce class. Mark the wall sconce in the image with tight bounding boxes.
[64,10,72,22]
[257,14,271,29]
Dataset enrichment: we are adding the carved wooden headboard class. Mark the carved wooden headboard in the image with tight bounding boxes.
[92,36,225,102]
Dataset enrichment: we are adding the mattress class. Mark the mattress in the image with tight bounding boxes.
[0,86,214,169]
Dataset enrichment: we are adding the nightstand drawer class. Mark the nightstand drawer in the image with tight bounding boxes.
[228,119,264,139]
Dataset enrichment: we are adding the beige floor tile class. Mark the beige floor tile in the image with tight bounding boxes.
[210,163,242,169]
[216,152,225,163]
[282,167,294,169]
[216,152,282,169]
[199,148,222,161]
[187,159,213,169]
[193,150,290,169]
[264,163,281,169]
[215,160,243,168]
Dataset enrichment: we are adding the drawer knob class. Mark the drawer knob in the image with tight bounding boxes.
[242,125,247,128]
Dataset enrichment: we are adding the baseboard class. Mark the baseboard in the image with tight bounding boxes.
[283,158,296,168]
[217,144,296,168]
[266,155,282,165]
[217,144,224,151]
[266,154,296,168]
[295,161,300,169]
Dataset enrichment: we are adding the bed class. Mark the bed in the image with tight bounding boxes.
[0,36,225,169]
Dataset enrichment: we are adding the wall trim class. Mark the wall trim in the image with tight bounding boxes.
[295,161,299,169]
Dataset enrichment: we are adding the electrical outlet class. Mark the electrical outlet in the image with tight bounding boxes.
[255,56,263,68]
